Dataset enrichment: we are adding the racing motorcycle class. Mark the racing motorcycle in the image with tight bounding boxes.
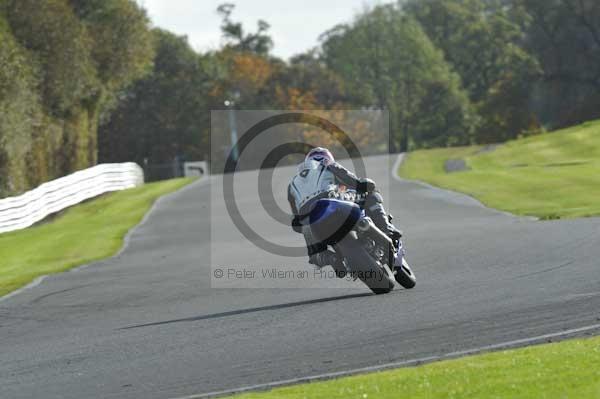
[308,186,416,294]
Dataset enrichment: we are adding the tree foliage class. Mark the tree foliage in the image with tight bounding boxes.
[515,0,600,127]
[217,3,273,55]
[403,0,541,142]
[321,5,475,150]
[6,0,98,116]
[99,29,221,165]
[3,0,600,195]
[0,16,40,194]
[0,0,154,196]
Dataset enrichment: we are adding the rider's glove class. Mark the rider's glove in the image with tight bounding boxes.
[390,227,403,241]
[357,178,376,193]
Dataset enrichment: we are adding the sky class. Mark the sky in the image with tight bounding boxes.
[138,0,381,60]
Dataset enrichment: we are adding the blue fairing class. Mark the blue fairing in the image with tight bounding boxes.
[309,199,362,244]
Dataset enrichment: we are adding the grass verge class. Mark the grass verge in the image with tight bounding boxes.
[399,120,600,219]
[226,335,600,399]
[0,178,193,297]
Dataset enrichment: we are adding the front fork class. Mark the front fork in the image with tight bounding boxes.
[394,238,406,269]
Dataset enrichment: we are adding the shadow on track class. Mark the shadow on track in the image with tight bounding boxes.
[119,292,373,330]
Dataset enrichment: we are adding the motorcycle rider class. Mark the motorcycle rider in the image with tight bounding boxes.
[287,147,403,272]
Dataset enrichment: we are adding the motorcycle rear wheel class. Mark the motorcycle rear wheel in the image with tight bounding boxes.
[336,235,395,295]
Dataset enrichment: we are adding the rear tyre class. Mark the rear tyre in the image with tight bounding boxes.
[394,258,416,289]
[336,235,395,295]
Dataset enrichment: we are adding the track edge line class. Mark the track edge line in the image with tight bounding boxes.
[0,177,209,303]
[392,153,535,221]
[175,322,600,399]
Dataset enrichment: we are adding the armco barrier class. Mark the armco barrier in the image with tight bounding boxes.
[0,163,144,234]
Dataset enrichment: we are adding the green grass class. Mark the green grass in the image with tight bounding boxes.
[399,120,600,219]
[0,178,193,297]
[225,336,600,399]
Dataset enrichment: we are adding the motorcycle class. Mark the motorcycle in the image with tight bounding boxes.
[308,186,416,294]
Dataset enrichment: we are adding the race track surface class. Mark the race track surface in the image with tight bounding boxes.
[1,155,599,398]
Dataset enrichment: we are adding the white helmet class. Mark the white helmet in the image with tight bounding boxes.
[305,147,334,165]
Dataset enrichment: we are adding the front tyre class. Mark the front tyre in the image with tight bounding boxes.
[394,258,416,289]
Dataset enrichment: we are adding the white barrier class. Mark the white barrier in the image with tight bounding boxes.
[0,163,144,234]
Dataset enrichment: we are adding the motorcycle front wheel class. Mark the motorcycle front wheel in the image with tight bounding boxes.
[394,258,416,289]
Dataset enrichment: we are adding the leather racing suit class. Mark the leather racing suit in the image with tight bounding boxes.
[287,159,401,259]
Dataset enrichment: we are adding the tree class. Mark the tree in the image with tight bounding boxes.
[321,5,475,151]
[0,16,40,195]
[514,0,600,128]
[99,30,221,166]
[280,50,350,109]
[6,0,98,116]
[69,0,155,96]
[402,0,541,141]
[0,0,155,195]
[217,3,273,55]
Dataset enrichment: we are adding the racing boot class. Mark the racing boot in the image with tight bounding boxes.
[310,250,347,278]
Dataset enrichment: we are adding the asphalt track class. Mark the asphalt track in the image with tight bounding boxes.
[1,155,600,399]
